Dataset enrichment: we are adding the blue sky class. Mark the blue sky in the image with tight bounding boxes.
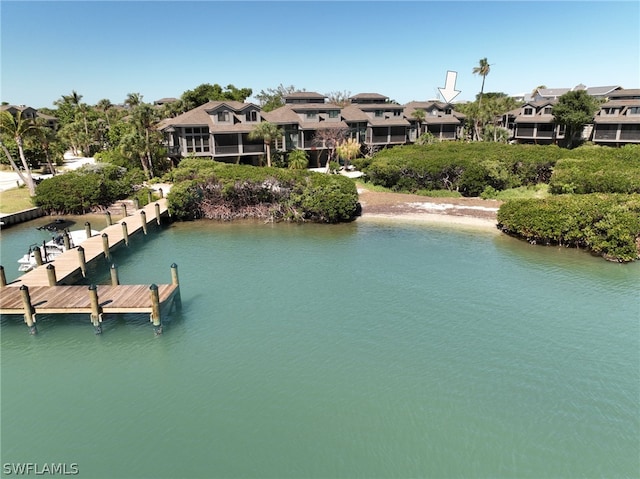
[2,1,639,108]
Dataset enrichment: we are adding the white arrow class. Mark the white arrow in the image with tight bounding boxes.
[438,71,461,103]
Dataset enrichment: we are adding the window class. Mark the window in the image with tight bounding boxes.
[523,107,534,116]
[245,110,258,122]
[543,107,553,115]
[217,111,229,122]
[328,110,339,119]
[306,111,318,119]
[185,127,210,153]
[375,110,383,117]
[445,108,452,115]
[627,107,640,115]
[393,110,401,117]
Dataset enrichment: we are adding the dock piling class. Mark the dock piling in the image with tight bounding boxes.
[155,203,161,225]
[20,285,37,334]
[170,263,182,311]
[149,284,162,335]
[102,233,110,260]
[77,246,87,277]
[34,247,43,266]
[46,264,57,286]
[0,265,5,287]
[105,211,113,226]
[63,231,71,250]
[140,211,147,234]
[85,222,93,240]
[134,197,140,210]
[158,188,164,198]
[122,202,128,217]
[110,264,120,286]
[88,285,103,334]
[122,222,129,246]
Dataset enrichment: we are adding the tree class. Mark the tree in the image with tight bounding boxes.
[181,83,252,110]
[553,90,601,149]
[34,117,60,175]
[287,149,308,169]
[325,90,351,107]
[472,58,491,140]
[0,111,37,195]
[249,121,282,167]
[124,92,143,109]
[336,138,361,170]
[313,127,348,169]
[130,103,161,178]
[254,84,298,112]
[411,109,426,138]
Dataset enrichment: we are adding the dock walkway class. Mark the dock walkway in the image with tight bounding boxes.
[0,197,181,334]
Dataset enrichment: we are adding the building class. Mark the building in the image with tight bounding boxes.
[0,104,59,130]
[157,101,265,165]
[591,89,640,146]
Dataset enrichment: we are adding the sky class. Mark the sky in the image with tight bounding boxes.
[2,0,639,108]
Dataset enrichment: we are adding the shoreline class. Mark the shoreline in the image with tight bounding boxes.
[357,211,500,231]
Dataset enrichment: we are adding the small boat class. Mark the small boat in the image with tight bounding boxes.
[17,229,99,272]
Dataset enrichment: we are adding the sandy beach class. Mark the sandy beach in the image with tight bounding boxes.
[356,187,502,230]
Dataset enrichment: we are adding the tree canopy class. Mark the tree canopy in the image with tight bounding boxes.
[181,83,253,110]
[553,90,602,148]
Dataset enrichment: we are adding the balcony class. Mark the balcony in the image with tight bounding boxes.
[215,145,240,155]
[166,145,181,156]
[243,144,264,153]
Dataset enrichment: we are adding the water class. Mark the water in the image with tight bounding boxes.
[1,217,639,478]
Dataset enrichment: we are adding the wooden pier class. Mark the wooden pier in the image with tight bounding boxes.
[0,196,182,335]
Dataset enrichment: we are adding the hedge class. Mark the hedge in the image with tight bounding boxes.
[165,159,360,223]
[497,194,640,262]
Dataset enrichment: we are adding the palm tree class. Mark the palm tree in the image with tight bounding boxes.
[125,93,143,109]
[249,121,282,167]
[96,98,113,127]
[287,149,308,170]
[131,104,159,179]
[34,117,58,175]
[472,58,491,140]
[411,109,426,138]
[0,111,37,195]
[336,138,361,170]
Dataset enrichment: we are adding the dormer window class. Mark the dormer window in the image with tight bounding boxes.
[306,111,318,119]
[393,110,401,117]
[543,106,553,115]
[445,108,452,115]
[217,111,229,122]
[431,110,438,116]
[523,107,534,116]
[374,110,383,117]
[328,110,339,119]
[628,107,640,115]
[245,111,258,122]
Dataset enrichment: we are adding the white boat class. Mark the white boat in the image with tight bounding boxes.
[17,229,99,272]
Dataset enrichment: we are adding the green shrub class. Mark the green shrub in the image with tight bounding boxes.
[497,194,640,262]
[166,159,360,223]
[34,163,134,214]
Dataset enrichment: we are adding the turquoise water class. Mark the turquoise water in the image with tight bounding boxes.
[1,217,639,478]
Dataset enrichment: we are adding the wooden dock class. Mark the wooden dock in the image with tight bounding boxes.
[6,198,171,289]
[0,197,182,335]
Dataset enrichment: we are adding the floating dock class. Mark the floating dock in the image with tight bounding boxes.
[0,197,182,335]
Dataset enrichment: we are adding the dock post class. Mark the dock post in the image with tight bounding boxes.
[85,222,92,239]
[170,263,182,310]
[122,222,129,246]
[158,188,164,198]
[34,247,43,266]
[42,240,49,262]
[149,284,162,335]
[0,265,6,287]
[88,285,103,334]
[77,246,87,277]
[155,203,161,225]
[102,233,110,260]
[46,264,57,286]
[134,197,140,210]
[110,264,120,286]
[122,202,128,217]
[140,211,148,235]
[20,285,37,335]
[105,211,113,226]
[63,231,71,250]
[148,190,153,204]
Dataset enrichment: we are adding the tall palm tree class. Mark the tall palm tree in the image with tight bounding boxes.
[472,58,491,140]
[0,111,37,195]
[125,93,143,109]
[411,109,426,138]
[249,121,282,167]
[34,117,58,175]
[96,98,113,127]
[131,103,159,179]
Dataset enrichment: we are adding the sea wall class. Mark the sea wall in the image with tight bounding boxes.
[0,207,46,228]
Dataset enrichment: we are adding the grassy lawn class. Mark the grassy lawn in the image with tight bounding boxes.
[0,187,35,214]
